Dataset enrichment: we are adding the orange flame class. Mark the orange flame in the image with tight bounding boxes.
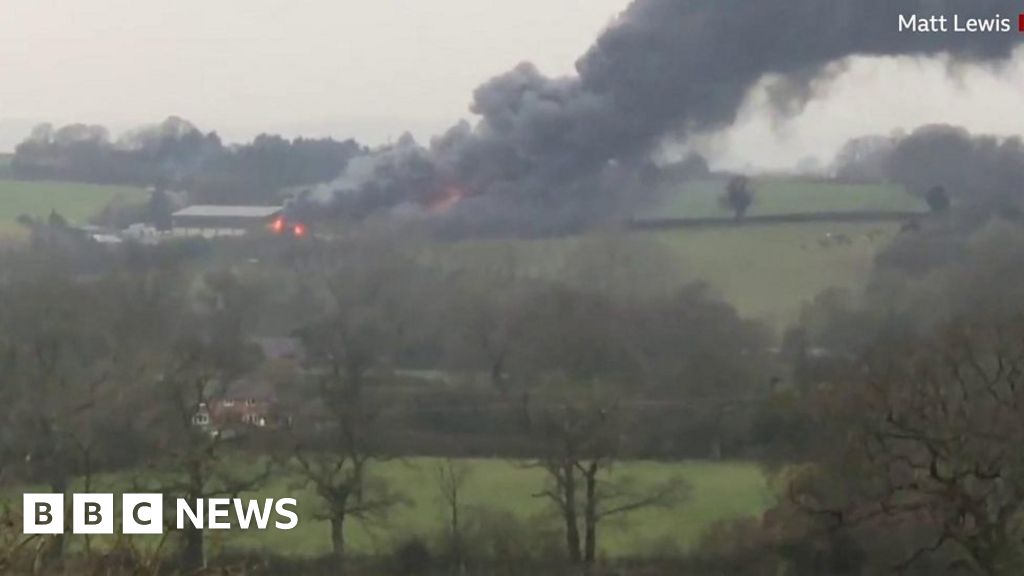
[269,217,285,234]
[429,186,466,214]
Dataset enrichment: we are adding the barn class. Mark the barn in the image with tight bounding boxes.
[171,205,284,237]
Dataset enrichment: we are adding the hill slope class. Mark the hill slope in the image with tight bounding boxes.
[0,179,147,238]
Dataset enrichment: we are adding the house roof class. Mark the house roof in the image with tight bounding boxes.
[172,205,284,219]
[201,378,276,401]
[223,378,277,401]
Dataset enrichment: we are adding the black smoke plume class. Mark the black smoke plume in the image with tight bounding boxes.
[310,0,1024,233]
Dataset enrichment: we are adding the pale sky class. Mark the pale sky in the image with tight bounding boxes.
[0,0,630,147]
[3,0,1024,169]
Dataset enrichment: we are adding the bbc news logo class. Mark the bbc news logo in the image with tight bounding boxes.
[23,494,298,534]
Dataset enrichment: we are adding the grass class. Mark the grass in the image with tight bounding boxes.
[420,177,912,326]
[0,175,897,326]
[650,223,891,326]
[421,222,895,328]
[635,177,923,220]
[0,179,147,238]
[13,458,771,559]
[231,459,772,557]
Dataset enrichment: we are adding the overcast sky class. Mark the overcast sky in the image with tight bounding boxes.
[0,0,629,146]
[3,0,1024,168]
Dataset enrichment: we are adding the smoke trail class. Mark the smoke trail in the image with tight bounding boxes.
[311,0,1024,233]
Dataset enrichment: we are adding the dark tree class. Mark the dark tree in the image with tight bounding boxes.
[284,245,416,564]
[925,184,951,213]
[0,266,119,567]
[11,117,364,204]
[721,176,754,220]
[530,393,686,568]
[786,318,1024,574]
[149,189,175,230]
[127,270,269,572]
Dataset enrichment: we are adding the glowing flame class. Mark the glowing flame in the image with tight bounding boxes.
[270,217,285,234]
[429,186,466,214]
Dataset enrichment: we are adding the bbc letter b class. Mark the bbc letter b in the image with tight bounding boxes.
[73,493,114,534]
[23,494,64,534]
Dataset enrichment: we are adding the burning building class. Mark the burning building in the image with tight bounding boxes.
[171,205,285,238]
[298,0,1024,236]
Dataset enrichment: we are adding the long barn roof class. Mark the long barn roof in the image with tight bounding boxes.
[172,205,283,218]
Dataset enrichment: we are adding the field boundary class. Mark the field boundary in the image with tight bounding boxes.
[629,210,927,230]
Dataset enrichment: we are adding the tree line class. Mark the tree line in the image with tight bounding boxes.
[0,230,780,575]
[10,117,365,205]
[5,194,1024,574]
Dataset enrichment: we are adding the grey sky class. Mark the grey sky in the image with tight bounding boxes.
[0,0,629,146]
[3,0,1024,168]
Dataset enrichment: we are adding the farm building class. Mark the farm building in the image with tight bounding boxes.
[171,205,284,237]
[190,337,304,433]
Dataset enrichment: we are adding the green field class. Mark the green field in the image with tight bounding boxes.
[424,222,895,327]
[652,223,890,325]
[0,179,147,237]
[421,178,912,326]
[235,459,770,557]
[0,175,899,325]
[635,177,923,220]
[21,458,770,559]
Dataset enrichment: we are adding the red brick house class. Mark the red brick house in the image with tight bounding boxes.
[191,337,303,432]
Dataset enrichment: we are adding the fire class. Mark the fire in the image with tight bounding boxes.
[269,217,285,234]
[429,186,466,214]
[269,216,309,238]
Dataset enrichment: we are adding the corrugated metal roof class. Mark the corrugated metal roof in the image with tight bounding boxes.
[172,205,284,218]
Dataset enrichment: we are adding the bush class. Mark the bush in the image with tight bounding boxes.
[393,537,433,575]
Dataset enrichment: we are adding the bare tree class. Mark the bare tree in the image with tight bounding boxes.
[437,458,472,572]
[287,373,403,563]
[0,261,126,567]
[127,270,270,572]
[531,393,687,568]
[285,245,415,563]
[442,266,529,391]
[790,317,1024,574]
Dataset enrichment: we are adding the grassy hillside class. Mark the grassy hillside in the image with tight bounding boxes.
[635,177,923,221]
[423,222,895,327]
[0,176,898,325]
[0,179,147,238]
[652,223,889,325]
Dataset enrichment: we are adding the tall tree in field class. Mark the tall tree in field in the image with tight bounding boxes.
[285,244,415,563]
[530,391,686,568]
[127,268,269,572]
[441,264,530,391]
[437,458,472,571]
[721,175,754,220]
[0,257,129,566]
[514,287,687,568]
[925,184,951,214]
